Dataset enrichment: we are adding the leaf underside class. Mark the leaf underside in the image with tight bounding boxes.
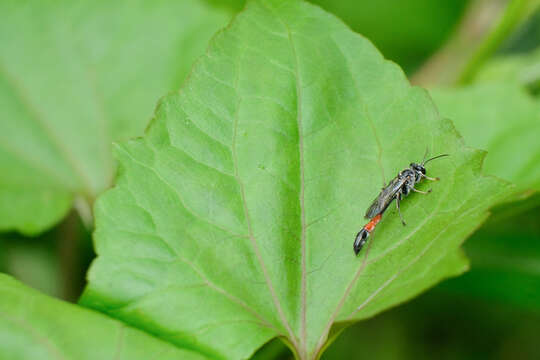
[0,274,206,360]
[0,0,230,234]
[81,0,511,359]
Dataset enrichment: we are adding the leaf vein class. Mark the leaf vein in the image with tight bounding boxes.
[0,63,95,196]
[0,310,67,360]
[118,145,246,238]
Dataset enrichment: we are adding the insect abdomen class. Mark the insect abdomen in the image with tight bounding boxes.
[354,213,382,255]
[353,229,369,255]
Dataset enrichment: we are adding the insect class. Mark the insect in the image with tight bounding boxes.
[353,151,449,255]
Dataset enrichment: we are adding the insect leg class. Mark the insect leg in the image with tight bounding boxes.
[412,187,432,195]
[396,193,406,226]
[422,174,439,181]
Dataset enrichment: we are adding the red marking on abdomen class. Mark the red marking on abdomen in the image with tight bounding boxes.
[364,213,382,233]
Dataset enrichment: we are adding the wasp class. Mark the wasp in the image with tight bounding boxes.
[353,151,449,255]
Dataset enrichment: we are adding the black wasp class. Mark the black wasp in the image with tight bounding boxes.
[353,151,449,255]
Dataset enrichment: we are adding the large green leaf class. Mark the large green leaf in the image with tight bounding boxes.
[81,0,511,359]
[0,274,206,360]
[0,0,231,235]
[431,83,540,193]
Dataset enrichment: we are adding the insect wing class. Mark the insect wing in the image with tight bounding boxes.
[364,177,406,219]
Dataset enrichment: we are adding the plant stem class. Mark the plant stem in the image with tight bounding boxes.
[458,0,540,84]
[412,0,539,87]
[73,195,94,231]
[57,211,82,302]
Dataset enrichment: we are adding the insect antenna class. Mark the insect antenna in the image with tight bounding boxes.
[422,153,449,165]
[422,147,429,164]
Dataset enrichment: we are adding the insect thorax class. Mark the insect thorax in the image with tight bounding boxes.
[398,168,419,197]
[398,168,416,181]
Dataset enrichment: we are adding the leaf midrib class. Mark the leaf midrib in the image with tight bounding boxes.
[228,14,300,349]
[1,60,96,197]
[281,11,309,358]
[261,3,311,356]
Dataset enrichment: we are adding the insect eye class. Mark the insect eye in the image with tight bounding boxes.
[412,164,425,174]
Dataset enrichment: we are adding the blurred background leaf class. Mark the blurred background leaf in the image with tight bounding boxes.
[473,10,540,93]
[209,0,470,74]
[431,83,540,193]
[474,46,540,92]
[322,289,540,360]
[0,0,232,235]
[0,212,93,301]
[310,0,469,73]
[441,202,540,312]
[412,0,540,86]
[0,234,62,298]
[0,274,208,360]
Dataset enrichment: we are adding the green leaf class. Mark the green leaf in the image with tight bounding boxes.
[81,0,511,359]
[431,83,540,192]
[0,274,207,360]
[474,46,540,93]
[0,0,231,235]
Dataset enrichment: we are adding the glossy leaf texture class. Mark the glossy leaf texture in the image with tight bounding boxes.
[81,1,511,359]
[0,274,207,360]
[0,0,231,235]
[431,83,540,193]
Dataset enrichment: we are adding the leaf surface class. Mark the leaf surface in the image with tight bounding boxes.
[431,83,540,192]
[0,0,231,234]
[0,274,206,360]
[81,1,511,358]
